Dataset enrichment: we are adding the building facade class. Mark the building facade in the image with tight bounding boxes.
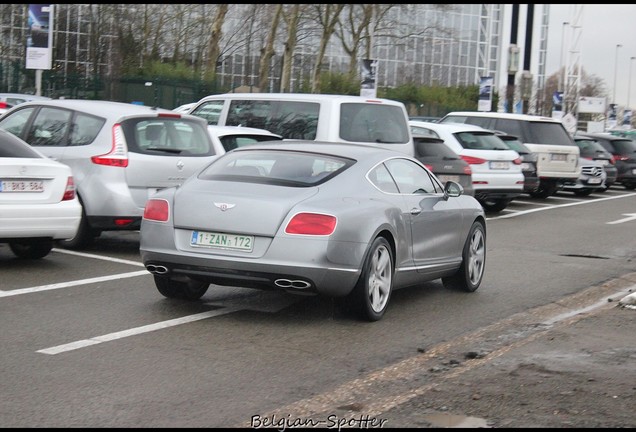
[0,4,550,112]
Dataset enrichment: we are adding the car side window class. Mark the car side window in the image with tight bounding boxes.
[26,107,71,146]
[69,112,105,146]
[190,100,224,125]
[368,163,399,193]
[0,107,36,138]
[384,158,439,194]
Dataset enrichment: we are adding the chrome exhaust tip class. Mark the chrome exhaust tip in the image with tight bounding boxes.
[146,264,169,275]
[274,278,312,289]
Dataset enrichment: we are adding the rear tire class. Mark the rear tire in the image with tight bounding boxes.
[574,189,593,196]
[57,206,97,250]
[347,237,393,322]
[480,198,511,213]
[442,221,486,292]
[530,181,556,199]
[9,239,53,259]
[154,275,209,300]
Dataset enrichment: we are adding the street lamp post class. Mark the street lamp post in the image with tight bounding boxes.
[627,56,636,109]
[559,21,569,92]
[613,44,623,105]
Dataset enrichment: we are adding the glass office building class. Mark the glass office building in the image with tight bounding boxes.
[0,4,549,112]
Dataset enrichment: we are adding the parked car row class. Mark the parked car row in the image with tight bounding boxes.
[0,94,631,323]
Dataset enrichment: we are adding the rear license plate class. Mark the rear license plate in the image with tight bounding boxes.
[0,180,44,192]
[587,178,602,184]
[191,230,254,251]
[632,169,636,175]
[489,161,509,170]
[437,174,460,184]
[550,153,567,161]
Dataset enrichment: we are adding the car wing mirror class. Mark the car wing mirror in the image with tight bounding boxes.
[444,180,463,199]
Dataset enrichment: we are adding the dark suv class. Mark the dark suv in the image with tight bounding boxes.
[576,133,636,190]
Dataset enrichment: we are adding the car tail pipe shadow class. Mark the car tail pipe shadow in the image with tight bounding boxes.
[146,264,169,275]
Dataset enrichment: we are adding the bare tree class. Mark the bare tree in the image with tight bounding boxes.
[280,4,301,93]
[258,4,283,92]
[309,4,344,93]
[206,4,228,77]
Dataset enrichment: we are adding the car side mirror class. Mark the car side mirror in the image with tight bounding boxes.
[444,180,463,198]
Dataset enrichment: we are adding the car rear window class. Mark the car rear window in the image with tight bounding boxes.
[454,131,510,150]
[198,150,353,187]
[340,103,409,144]
[524,122,575,146]
[122,117,214,156]
[610,139,636,154]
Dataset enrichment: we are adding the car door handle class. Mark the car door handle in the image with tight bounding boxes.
[410,207,421,215]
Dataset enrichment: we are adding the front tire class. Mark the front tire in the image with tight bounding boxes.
[348,237,394,322]
[9,239,53,259]
[154,275,209,300]
[442,221,486,292]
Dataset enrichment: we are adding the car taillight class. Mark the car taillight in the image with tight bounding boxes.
[285,212,336,236]
[91,123,129,167]
[463,166,472,175]
[512,157,522,165]
[158,112,181,118]
[615,154,629,161]
[424,164,434,171]
[143,199,170,222]
[62,176,76,201]
[460,155,487,165]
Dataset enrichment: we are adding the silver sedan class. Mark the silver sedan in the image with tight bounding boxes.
[140,141,486,321]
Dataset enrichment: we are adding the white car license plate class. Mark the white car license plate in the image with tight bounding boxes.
[632,168,636,175]
[191,230,254,251]
[0,180,44,192]
[437,174,460,183]
[550,153,567,161]
[587,178,602,184]
[489,161,509,170]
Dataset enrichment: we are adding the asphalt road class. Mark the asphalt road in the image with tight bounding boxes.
[1,188,635,427]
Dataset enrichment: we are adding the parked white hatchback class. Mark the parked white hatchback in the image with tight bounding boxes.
[0,129,81,258]
[409,121,524,212]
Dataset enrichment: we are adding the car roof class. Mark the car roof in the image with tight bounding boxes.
[577,132,625,141]
[443,111,563,123]
[12,99,185,119]
[207,125,281,137]
[0,93,52,101]
[410,120,493,133]
[197,92,404,106]
[231,140,407,159]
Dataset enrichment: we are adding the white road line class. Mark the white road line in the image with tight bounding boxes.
[52,248,144,267]
[37,307,241,355]
[488,192,636,220]
[511,200,554,206]
[0,270,149,297]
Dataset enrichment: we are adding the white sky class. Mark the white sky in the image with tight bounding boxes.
[545,4,636,107]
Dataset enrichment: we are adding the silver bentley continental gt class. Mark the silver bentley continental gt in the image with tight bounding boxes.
[140,141,486,321]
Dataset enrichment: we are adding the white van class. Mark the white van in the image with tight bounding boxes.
[188,93,414,156]
[438,112,580,198]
